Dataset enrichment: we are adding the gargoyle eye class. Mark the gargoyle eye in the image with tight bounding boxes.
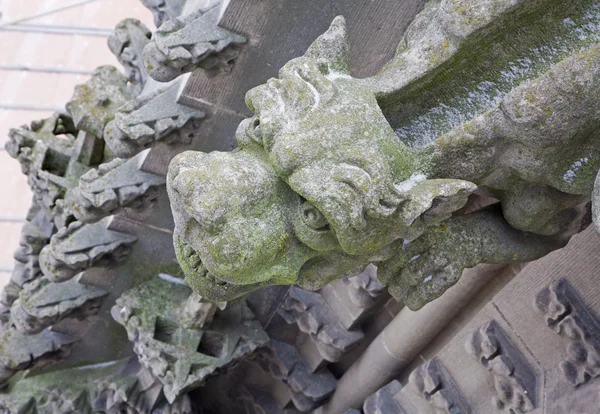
[302,201,329,231]
[244,116,263,146]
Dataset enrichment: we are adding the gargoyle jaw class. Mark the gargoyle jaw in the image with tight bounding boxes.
[174,237,269,302]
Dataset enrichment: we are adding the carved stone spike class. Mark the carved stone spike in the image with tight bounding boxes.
[39,217,137,283]
[254,339,337,412]
[67,149,166,223]
[108,18,152,92]
[408,357,471,414]
[346,264,385,309]
[103,80,205,158]
[278,286,364,362]
[111,277,268,403]
[10,276,108,334]
[66,66,133,138]
[142,3,246,82]
[363,380,405,414]
[465,320,536,413]
[140,0,187,28]
[535,278,600,386]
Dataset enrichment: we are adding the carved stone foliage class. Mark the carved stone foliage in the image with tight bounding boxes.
[0,356,196,414]
[142,3,246,82]
[111,277,268,403]
[10,275,107,335]
[68,149,166,223]
[0,326,78,387]
[66,66,133,138]
[108,18,152,93]
[103,80,205,158]
[278,286,364,362]
[39,217,137,283]
[345,264,385,309]
[254,339,337,412]
[465,320,536,413]
[408,357,471,414]
[8,203,54,290]
[363,380,405,414]
[535,278,600,386]
[6,113,79,218]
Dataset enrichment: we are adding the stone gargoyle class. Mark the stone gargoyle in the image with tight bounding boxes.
[167,2,600,310]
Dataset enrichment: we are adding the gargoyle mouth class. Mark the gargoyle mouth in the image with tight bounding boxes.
[178,240,229,287]
[174,237,269,301]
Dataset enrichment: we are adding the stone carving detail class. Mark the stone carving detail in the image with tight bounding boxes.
[0,356,196,413]
[345,264,385,309]
[143,3,246,82]
[254,339,337,412]
[408,357,471,414]
[465,320,536,413]
[68,149,166,223]
[39,217,137,283]
[168,13,584,310]
[10,276,107,334]
[103,80,205,158]
[535,278,600,386]
[278,286,364,362]
[0,326,78,387]
[111,277,268,403]
[140,0,187,28]
[6,113,80,221]
[363,380,405,414]
[66,66,133,138]
[108,18,153,93]
[9,204,54,288]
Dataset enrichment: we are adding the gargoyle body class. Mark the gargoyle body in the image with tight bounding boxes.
[168,1,600,309]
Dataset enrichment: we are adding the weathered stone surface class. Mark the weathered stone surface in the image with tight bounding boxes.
[346,264,385,309]
[362,380,405,414]
[0,326,78,387]
[465,320,536,412]
[111,276,268,403]
[141,0,187,27]
[254,340,337,412]
[6,113,80,220]
[67,149,166,223]
[408,357,470,414]
[278,286,364,362]
[143,2,246,82]
[104,80,205,158]
[10,275,107,335]
[535,278,600,386]
[39,217,137,282]
[108,18,153,93]
[0,356,195,413]
[66,66,133,138]
[9,202,55,289]
[169,0,600,310]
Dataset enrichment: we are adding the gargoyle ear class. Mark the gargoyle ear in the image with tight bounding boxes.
[304,16,350,74]
[400,179,477,227]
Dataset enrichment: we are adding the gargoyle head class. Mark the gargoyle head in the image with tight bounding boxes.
[167,17,476,301]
